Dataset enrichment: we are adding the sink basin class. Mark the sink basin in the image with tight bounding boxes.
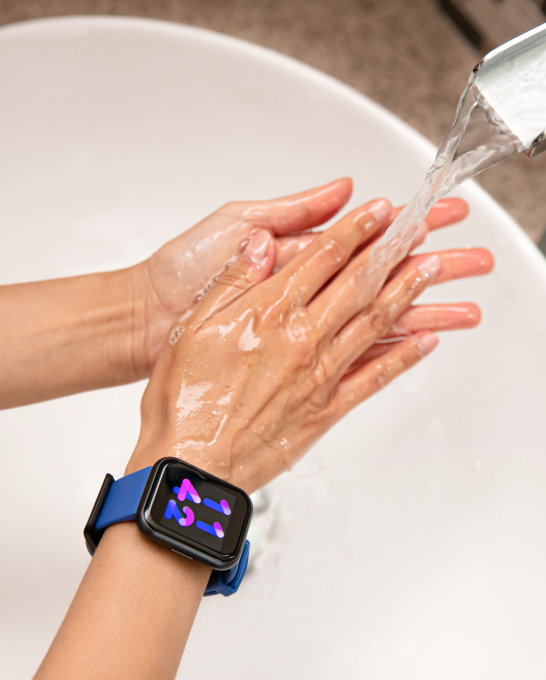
[1,16,546,679]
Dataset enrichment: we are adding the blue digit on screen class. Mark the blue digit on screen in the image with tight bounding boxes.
[196,520,224,538]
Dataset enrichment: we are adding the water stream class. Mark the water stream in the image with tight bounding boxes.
[368,77,524,279]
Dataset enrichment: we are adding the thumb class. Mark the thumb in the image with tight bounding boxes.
[188,230,276,325]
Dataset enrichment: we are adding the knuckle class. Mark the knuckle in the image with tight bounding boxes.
[308,388,332,411]
[371,365,392,391]
[402,269,427,297]
[354,211,377,237]
[308,375,336,412]
[353,262,368,280]
[319,234,348,266]
[368,302,391,334]
[401,346,420,370]
[312,360,330,388]
[352,262,371,292]
[308,356,338,410]
[217,266,250,289]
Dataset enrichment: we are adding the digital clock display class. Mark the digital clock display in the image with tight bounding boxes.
[148,459,250,557]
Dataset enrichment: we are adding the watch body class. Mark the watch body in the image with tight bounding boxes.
[138,458,252,570]
[85,457,253,572]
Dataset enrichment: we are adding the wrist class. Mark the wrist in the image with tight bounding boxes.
[0,268,153,406]
[125,441,259,494]
[114,261,178,381]
[100,521,213,584]
[125,442,205,478]
[130,260,183,376]
[94,265,151,385]
[90,457,253,576]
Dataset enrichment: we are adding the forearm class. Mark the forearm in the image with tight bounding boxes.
[0,266,150,408]
[35,522,211,680]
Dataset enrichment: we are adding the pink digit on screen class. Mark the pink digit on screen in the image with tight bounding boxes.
[173,478,201,504]
[179,506,194,527]
[213,522,224,538]
[165,500,195,527]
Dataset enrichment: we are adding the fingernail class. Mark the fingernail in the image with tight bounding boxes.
[367,198,392,222]
[243,230,271,264]
[416,332,439,355]
[418,254,441,282]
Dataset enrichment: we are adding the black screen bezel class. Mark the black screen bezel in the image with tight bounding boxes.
[137,458,252,569]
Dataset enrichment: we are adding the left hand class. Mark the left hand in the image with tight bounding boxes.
[129,178,353,373]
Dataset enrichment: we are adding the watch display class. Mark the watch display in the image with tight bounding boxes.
[139,458,252,565]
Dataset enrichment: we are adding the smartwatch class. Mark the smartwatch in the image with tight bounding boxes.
[84,457,253,597]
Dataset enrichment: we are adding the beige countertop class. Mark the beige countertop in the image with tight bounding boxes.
[2,0,545,241]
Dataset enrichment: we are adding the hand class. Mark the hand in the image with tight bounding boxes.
[129,180,475,377]
[128,197,493,492]
[130,178,353,373]
[34,193,492,680]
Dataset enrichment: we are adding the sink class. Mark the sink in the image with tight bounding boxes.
[1,16,546,679]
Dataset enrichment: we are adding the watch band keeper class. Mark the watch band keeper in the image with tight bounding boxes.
[204,540,251,597]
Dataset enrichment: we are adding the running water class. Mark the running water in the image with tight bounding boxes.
[368,76,524,281]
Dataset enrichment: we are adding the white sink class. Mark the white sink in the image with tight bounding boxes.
[1,17,546,679]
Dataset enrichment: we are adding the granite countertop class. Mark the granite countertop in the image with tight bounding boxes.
[2,0,545,241]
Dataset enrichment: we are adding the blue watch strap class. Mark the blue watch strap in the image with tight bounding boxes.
[204,540,250,597]
[95,467,152,531]
[90,466,250,598]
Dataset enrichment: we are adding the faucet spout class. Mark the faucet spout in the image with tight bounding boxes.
[472,23,546,158]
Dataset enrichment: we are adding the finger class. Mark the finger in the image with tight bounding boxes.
[237,177,353,234]
[389,197,468,232]
[312,244,489,347]
[274,198,392,306]
[344,302,480,367]
[424,198,469,230]
[409,220,429,250]
[359,213,429,255]
[393,248,494,284]
[325,331,439,419]
[386,198,468,253]
[307,224,447,337]
[323,254,441,373]
[345,340,401,366]
[386,302,481,336]
[274,205,411,268]
[183,230,276,331]
[275,233,319,268]
[348,209,430,261]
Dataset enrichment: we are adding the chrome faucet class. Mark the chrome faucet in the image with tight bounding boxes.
[471,23,546,158]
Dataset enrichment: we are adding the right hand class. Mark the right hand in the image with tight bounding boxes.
[128,196,493,493]
[126,179,471,378]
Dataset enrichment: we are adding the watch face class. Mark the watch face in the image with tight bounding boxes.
[141,459,252,562]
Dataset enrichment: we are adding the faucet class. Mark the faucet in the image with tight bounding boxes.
[471,22,546,158]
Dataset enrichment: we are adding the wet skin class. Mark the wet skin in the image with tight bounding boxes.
[0,178,488,409]
[136,180,487,369]
[35,181,493,680]
[128,186,493,494]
